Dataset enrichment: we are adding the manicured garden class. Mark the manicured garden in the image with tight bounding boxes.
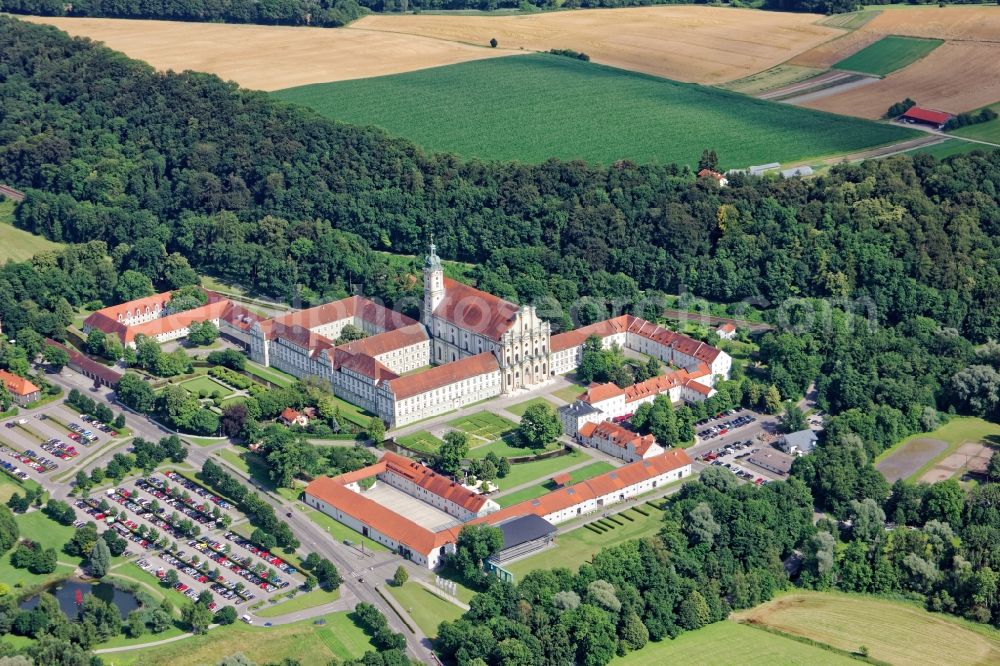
[447,411,517,441]
[495,461,616,508]
[244,360,297,388]
[395,430,443,454]
[179,375,233,397]
[467,436,558,460]
[493,449,586,490]
[506,503,665,578]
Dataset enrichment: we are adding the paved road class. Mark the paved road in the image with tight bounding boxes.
[23,365,436,663]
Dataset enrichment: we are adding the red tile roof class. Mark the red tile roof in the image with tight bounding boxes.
[44,339,123,386]
[718,323,736,333]
[472,450,693,526]
[551,472,571,486]
[336,323,427,359]
[382,452,488,513]
[304,473,460,556]
[550,315,722,366]
[902,106,952,125]
[84,290,252,344]
[697,168,726,182]
[587,421,659,456]
[280,408,301,423]
[577,422,598,438]
[268,296,417,335]
[386,352,499,400]
[335,351,399,382]
[0,369,39,397]
[579,382,625,405]
[433,278,520,341]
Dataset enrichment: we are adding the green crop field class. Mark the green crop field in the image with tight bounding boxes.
[902,139,997,160]
[834,35,942,76]
[0,198,65,263]
[273,54,916,168]
[733,591,1000,666]
[950,104,1000,144]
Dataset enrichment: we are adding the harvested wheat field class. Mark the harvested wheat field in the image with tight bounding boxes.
[800,41,1000,119]
[791,6,1000,69]
[735,591,1000,666]
[355,7,843,84]
[17,16,519,90]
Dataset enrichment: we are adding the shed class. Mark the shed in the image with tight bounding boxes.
[900,107,952,129]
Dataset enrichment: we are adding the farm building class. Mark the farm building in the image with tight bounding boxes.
[899,106,952,129]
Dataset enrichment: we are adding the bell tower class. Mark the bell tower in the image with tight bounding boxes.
[423,241,444,326]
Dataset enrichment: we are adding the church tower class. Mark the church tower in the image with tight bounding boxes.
[423,241,444,326]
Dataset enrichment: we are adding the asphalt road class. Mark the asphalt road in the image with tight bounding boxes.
[13,365,436,663]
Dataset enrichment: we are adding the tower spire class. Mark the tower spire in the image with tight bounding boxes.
[425,235,442,271]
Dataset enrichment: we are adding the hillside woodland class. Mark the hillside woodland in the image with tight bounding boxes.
[1,17,1000,665]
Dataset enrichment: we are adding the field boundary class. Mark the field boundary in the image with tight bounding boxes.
[736,621,886,665]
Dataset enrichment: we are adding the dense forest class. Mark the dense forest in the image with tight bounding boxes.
[1,15,1000,665]
[2,18,998,341]
[0,0,367,27]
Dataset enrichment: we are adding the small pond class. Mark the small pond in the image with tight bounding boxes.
[20,579,140,619]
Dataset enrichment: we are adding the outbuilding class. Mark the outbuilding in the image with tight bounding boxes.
[900,107,952,129]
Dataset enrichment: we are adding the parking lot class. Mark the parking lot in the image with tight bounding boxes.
[698,439,785,484]
[1,403,131,483]
[69,469,303,612]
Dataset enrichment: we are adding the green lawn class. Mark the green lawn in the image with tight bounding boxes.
[386,582,464,638]
[244,361,297,389]
[179,375,233,397]
[256,587,341,618]
[467,437,558,460]
[613,620,855,665]
[732,591,1000,666]
[506,505,664,579]
[0,198,65,263]
[950,104,1000,144]
[902,138,997,160]
[552,383,587,403]
[447,411,517,440]
[505,397,558,418]
[833,35,942,76]
[0,510,82,589]
[495,461,616,508]
[220,396,247,408]
[494,450,586,490]
[395,430,443,454]
[273,54,916,169]
[304,508,390,553]
[0,478,22,504]
[103,611,374,666]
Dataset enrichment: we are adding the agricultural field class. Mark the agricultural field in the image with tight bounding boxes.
[0,198,64,263]
[733,591,1000,666]
[274,55,916,168]
[505,504,665,578]
[495,461,616,508]
[385,582,464,639]
[719,64,826,96]
[833,35,941,76]
[102,611,375,666]
[791,7,1000,118]
[19,16,517,91]
[355,7,843,85]
[902,139,998,160]
[613,620,856,665]
[950,104,1000,144]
